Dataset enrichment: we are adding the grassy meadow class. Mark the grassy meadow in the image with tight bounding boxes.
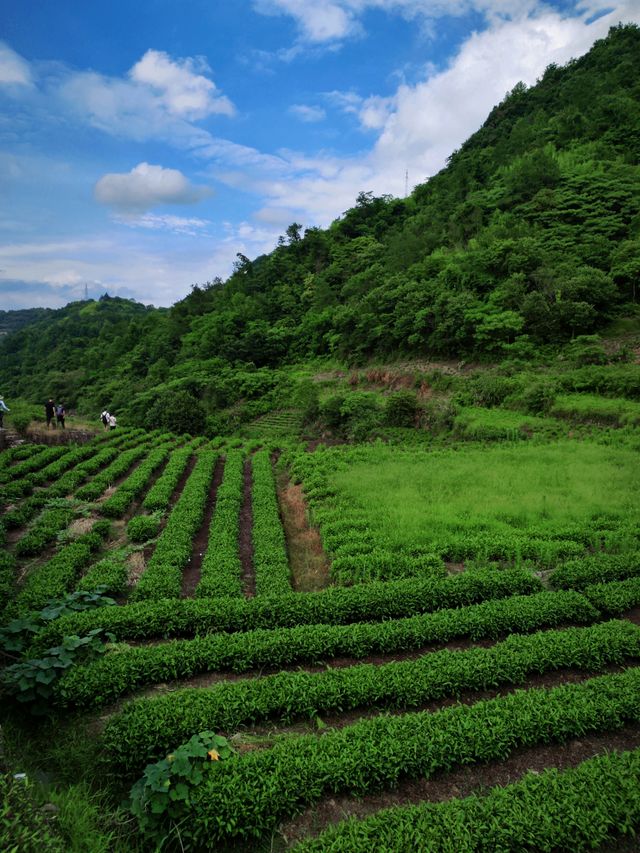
[330,441,640,551]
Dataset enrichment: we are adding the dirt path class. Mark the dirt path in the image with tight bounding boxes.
[181,456,225,598]
[277,472,330,592]
[239,457,256,598]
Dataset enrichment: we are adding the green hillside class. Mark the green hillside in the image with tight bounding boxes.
[1,24,639,430]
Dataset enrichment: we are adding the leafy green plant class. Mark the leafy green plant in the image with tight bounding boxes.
[128,731,234,841]
[2,628,114,714]
[54,589,598,711]
[126,515,161,543]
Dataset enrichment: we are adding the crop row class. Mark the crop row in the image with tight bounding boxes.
[196,451,243,598]
[55,589,598,709]
[0,446,68,485]
[131,450,218,601]
[44,431,150,499]
[0,430,145,503]
[131,667,640,844]
[585,576,640,615]
[8,522,110,615]
[0,443,40,471]
[100,440,176,517]
[295,747,640,853]
[74,440,159,501]
[101,619,640,775]
[142,439,205,511]
[550,551,640,590]
[251,451,290,596]
[76,549,130,596]
[14,504,76,558]
[30,567,541,651]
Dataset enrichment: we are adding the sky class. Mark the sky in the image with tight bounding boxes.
[1,0,639,310]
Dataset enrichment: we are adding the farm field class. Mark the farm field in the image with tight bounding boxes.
[2,416,640,851]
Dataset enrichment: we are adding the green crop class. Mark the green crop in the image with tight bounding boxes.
[55,589,597,710]
[102,620,640,776]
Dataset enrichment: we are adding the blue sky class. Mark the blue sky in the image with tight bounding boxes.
[0,0,638,309]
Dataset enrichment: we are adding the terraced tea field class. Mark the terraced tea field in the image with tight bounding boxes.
[2,425,640,851]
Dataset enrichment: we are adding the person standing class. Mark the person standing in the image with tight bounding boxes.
[0,396,9,429]
[100,410,110,430]
[45,398,56,429]
[108,413,117,430]
[56,403,66,429]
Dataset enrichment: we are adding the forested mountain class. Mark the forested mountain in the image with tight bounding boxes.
[1,24,639,427]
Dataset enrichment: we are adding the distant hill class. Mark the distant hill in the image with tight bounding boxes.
[0,307,52,337]
[1,23,638,425]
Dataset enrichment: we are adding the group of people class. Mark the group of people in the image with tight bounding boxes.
[45,399,65,429]
[100,410,117,431]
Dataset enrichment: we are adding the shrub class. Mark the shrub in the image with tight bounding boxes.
[385,391,419,427]
[127,515,161,543]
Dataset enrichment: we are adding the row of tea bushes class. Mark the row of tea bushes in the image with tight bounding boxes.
[30,567,541,651]
[55,590,598,709]
[294,747,640,853]
[128,668,640,845]
[102,619,640,775]
[131,450,218,601]
[196,451,243,598]
[251,450,290,595]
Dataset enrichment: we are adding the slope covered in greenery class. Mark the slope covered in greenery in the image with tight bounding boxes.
[1,24,639,427]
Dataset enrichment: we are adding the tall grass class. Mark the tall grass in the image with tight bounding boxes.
[330,441,640,550]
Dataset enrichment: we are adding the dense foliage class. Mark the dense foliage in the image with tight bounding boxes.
[0,26,638,431]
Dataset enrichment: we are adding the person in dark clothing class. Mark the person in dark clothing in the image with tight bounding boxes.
[45,399,56,429]
[56,403,65,429]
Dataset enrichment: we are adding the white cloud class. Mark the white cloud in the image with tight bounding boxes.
[94,163,212,213]
[289,103,327,122]
[0,42,33,86]
[252,0,542,44]
[253,0,358,42]
[116,213,212,235]
[129,50,234,119]
[56,50,234,146]
[215,2,640,228]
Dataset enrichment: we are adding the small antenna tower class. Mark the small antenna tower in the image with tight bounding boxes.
[404,169,409,198]
[84,283,89,300]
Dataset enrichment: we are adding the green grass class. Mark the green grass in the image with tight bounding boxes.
[329,441,640,551]
[454,407,566,441]
[551,393,640,426]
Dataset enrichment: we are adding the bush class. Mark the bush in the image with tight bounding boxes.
[126,515,161,543]
[519,380,556,414]
[565,334,608,366]
[146,390,206,436]
[385,391,419,427]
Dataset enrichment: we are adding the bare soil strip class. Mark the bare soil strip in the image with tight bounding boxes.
[277,471,330,592]
[279,722,640,847]
[239,457,256,598]
[181,456,225,598]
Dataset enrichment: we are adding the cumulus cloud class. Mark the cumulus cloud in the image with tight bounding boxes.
[129,50,234,119]
[56,49,233,146]
[289,103,327,122]
[94,163,212,213]
[0,42,33,86]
